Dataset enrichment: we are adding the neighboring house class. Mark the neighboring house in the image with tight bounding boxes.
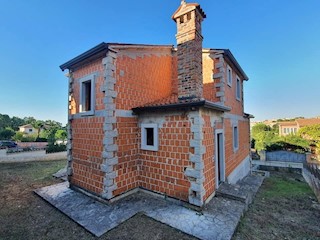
[19,124,38,135]
[279,118,320,136]
[60,1,251,207]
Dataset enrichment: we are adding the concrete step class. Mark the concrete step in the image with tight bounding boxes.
[216,174,264,206]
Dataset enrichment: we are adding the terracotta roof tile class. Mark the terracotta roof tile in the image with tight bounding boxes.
[296,118,320,127]
[138,94,203,108]
[278,121,297,127]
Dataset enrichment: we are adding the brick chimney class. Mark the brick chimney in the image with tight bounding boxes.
[172,1,206,100]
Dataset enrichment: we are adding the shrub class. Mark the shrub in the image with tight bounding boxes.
[46,143,66,154]
[35,137,47,142]
[265,141,308,153]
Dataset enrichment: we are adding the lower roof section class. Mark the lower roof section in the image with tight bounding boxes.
[132,98,231,113]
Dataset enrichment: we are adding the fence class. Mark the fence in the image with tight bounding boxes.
[259,150,308,163]
[303,163,320,202]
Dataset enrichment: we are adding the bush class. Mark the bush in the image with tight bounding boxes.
[35,137,47,142]
[265,141,308,153]
[46,144,66,154]
[21,135,37,142]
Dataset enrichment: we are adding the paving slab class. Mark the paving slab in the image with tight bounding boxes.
[35,174,264,240]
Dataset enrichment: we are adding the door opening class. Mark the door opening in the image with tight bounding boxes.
[215,131,225,188]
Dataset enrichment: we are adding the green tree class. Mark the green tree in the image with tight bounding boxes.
[281,134,310,149]
[299,124,320,155]
[0,127,15,140]
[12,132,24,141]
[31,120,45,139]
[0,114,11,130]
[252,123,272,139]
[10,116,25,131]
[55,129,67,141]
[271,123,279,134]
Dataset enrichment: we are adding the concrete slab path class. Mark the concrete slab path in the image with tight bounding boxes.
[35,174,264,240]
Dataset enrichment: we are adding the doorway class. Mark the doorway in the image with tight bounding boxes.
[215,130,225,188]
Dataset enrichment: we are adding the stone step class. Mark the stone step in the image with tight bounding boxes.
[216,174,264,206]
[216,183,249,204]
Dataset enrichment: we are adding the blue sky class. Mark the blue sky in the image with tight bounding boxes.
[0,0,319,125]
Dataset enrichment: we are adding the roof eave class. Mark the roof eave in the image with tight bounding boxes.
[224,49,249,81]
[59,42,110,71]
[132,100,230,114]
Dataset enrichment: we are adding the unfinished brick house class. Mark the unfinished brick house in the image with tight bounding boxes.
[60,1,251,207]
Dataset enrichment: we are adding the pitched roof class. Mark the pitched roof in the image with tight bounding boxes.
[296,118,320,127]
[207,49,249,81]
[278,121,297,127]
[19,124,33,128]
[60,42,173,71]
[132,94,230,113]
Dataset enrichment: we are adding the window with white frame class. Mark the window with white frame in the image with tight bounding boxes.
[236,77,241,100]
[227,65,232,86]
[79,74,95,115]
[141,123,159,151]
[233,125,239,151]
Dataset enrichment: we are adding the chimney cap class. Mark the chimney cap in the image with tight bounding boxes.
[172,1,206,21]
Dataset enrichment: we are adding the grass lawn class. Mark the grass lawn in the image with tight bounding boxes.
[233,171,320,240]
[0,160,195,240]
[1,161,319,240]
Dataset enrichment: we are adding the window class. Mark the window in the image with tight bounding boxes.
[284,128,287,134]
[233,125,239,151]
[29,129,32,132]
[227,65,232,86]
[141,123,158,151]
[79,74,95,115]
[236,77,241,100]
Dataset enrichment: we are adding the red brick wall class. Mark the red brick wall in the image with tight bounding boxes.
[203,53,219,102]
[69,58,105,195]
[113,117,140,196]
[224,119,250,177]
[115,53,173,110]
[224,61,244,115]
[71,117,105,194]
[70,58,105,114]
[202,114,216,200]
[139,115,192,201]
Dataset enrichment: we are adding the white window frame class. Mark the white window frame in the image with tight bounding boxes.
[233,125,239,152]
[141,123,159,151]
[227,65,232,87]
[236,76,241,101]
[79,74,96,116]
